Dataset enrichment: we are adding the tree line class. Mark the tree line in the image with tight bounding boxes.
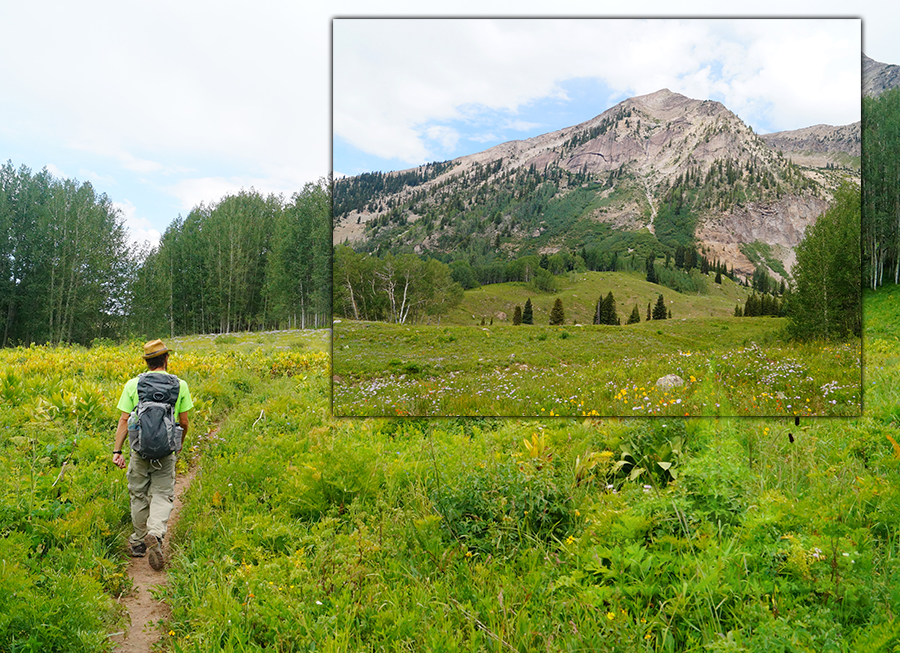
[788,182,860,340]
[333,246,462,324]
[134,182,331,337]
[863,86,900,288]
[0,161,331,346]
[0,162,133,346]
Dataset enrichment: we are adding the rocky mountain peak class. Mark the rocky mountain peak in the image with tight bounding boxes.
[334,87,856,281]
[864,53,900,98]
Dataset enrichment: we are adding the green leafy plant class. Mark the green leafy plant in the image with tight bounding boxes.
[613,421,687,486]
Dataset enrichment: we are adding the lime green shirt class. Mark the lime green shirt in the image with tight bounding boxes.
[117,372,194,416]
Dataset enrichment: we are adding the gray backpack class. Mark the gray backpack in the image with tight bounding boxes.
[127,373,183,459]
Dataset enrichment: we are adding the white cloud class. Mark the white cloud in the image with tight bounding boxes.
[470,133,500,143]
[334,17,860,165]
[44,163,68,180]
[167,175,301,214]
[424,125,460,151]
[504,120,543,132]
[0,1,330,233]
[79,168,116,186]
[114,199,161,249]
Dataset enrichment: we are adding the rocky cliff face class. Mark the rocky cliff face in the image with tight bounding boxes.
[760,122,860,169]
[697,192,829,278]
[864,53,900,98]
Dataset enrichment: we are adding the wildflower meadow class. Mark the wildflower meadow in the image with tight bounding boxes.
[332,318,860,417]
[0,290,896,651]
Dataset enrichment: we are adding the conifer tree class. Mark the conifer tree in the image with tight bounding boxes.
[646,301,652,321]
[513,305,522,325]
[683,248,693,270]
[734,304,743,317]
[523,298,533,325]
[646,254,657,284]
[653,294,668,320]
[745,294,758,317]
[603,292,617,325]
[628,305,641,324]
[549,298,565,325]
[715,267,722,284]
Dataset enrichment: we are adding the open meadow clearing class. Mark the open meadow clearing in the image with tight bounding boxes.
[0,292,895,651]
[332,270,860,418]
[332,318,861,417]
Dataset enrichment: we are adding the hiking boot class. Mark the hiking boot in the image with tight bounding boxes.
[146,535,165,570]
[130,541,146,557]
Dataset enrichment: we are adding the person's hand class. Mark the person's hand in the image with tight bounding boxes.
[113,452,127,469]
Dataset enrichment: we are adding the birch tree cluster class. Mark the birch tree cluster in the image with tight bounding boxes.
[0,162,132,346]
[333,246,463,323]
[788,183,861,341]
[864,87,900,288]
[0,162,331,346]
[134,181,331,337]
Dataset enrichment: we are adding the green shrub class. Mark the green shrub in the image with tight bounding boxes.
[430,454,574,553]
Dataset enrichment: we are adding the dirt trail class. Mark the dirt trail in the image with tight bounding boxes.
[110,465,198,652]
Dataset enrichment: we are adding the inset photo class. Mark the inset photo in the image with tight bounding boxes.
[332,18,861,417]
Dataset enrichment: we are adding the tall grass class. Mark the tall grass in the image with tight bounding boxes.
[164,291,897,650]
[0,332,327,652]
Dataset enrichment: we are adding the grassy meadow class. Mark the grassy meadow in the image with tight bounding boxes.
[0,330,328,651]
[333,272,861,417]
[0,289,895,651]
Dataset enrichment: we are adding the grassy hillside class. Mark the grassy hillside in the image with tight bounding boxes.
[443,270,752,326]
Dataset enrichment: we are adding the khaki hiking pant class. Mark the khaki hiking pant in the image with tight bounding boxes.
[127,452,176,545]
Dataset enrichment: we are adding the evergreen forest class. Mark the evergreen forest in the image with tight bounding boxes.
[0,161,331,347]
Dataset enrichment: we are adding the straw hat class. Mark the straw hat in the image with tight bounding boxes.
[142,339,171,359]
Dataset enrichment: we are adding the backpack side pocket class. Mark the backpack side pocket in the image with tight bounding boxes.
[127,411,141,453]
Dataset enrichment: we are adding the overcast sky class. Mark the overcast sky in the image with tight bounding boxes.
[1,0,897,246]
[334,18,861,177]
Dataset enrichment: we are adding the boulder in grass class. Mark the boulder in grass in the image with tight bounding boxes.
[655,374,684,391]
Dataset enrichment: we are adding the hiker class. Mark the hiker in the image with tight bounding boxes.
[112,339,193,570]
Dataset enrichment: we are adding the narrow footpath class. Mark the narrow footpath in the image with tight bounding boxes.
[109,464,198,652]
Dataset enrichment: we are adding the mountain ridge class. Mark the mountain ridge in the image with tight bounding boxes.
[334,86,859,281]
[864,53,900,98]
